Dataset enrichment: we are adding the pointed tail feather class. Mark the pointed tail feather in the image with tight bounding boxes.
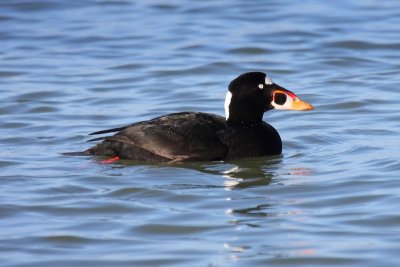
[89,126,125,135]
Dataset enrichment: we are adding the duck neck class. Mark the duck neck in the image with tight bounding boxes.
[226,119,263,128]
[226,110,263,127]
[224,91,266,128]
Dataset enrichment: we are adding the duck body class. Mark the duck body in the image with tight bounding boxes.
[85,111,282,162]
[78,72,313,162]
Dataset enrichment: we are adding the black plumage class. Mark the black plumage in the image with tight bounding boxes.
[85,112,281,162]
[77,72,313,162]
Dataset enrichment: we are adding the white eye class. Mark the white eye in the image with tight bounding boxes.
[258,84,264,89]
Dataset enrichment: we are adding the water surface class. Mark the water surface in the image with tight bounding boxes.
[1,1,400,266]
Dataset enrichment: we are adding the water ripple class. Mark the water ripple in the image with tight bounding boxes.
[1,1,400,267]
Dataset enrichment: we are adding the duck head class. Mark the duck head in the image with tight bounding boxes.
[225,72,314,126]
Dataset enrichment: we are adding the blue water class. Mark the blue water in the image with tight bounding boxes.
[1,1,400,266]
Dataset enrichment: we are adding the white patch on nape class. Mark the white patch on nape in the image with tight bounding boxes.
[265,75,273,85]
[224,91,232,120]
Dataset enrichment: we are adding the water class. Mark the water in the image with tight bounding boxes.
[1,0,400,266]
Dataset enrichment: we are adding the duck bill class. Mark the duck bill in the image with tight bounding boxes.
[290,98,314,111]
[271,86,314,111]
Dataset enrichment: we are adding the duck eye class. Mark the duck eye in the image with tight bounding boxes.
[258,84,264,89]
[274,93,287,105]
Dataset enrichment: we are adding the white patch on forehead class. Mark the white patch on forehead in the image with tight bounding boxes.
[265,75,273,85]
[224,91,232,120]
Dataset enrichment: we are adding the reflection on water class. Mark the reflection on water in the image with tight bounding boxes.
[221,159,276,189]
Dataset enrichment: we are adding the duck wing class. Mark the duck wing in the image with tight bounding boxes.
[87,112,229,161]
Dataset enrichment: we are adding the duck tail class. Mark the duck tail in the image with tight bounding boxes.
[62,150,90,156]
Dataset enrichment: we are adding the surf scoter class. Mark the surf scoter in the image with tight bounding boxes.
[81,72,313,162]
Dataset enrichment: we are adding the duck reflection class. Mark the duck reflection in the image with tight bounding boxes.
[105,154,283,189]
[99,154,314,262]
[168,155,283,190]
